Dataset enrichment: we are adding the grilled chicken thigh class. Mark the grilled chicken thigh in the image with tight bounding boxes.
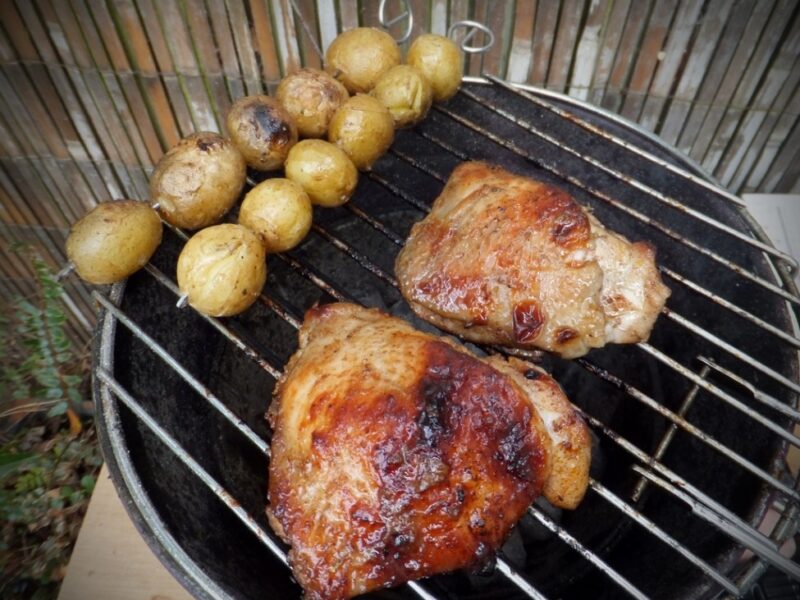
[395,162,671,358]
[267,303,590,599]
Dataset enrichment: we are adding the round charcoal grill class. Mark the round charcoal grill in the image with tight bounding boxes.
[93,78,800,600]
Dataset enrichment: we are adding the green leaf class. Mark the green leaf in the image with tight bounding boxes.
[60,485,74,498]
[67,387,83,405]
[0,452,36,480]
[80,475,95,493]
[56,352,72,364]
[46,401,68,417]
[63,375,82,387]
[45,387,64,400]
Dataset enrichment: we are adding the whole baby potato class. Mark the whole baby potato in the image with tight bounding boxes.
[226,95,298,171]
[327,94,394,170]
[238,179,312,253]
[371,65,433,128]
[406,34,463,102]
[176,224,266,317]
[276,69,349,138]
[66,200,162,284]
[285,140,358,207]
[325,27,401,94]
[150,132,246,230]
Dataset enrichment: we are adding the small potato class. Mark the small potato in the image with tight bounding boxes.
[239,179,312,253]
[66,200,162,285]
[226,95,298,171]
[407,34,463,102]
[328,94,394,171]
[276,69,349,138]
[150,132,246,230]
[325,27,401,94]
[285,140,358,207]
[371,65,433,128]
[176,224,266,317]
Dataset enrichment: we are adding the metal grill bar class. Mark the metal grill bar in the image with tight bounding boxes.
[631,366,709,502]
[275,253,348,302]
[573,407,798,577]
[456,85,797,268]
[659,267,800,349]
[494,561,549,600]
[527,506,647,600]
[92,291,271,455]
[576,358,799,502]
[588,478,739,595]
[698,357,800,421]
[481,76,746,211]
[632,466,800,580]
[143,263,292,375]
[662,310,800,394]
[636,342,800,446]
[95,368,286,562]
[426,106,800,306]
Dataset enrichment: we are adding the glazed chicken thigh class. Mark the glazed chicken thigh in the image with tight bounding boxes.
[267,303,590,599]
[395,162,671,358]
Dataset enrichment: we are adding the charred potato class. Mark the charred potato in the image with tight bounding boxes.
[285,140,358,207]
[324,27,401,94]
[176,224,266,317]
[371,65,433,128]
[406,34,463,102]
[239,179,312,253]
[327,94,394,170]
[276,69,349,138]
[150,132,246,230]
[226,95,298,171]
[66,200,162,284]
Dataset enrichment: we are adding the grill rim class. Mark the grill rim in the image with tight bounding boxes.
[91,79,800,600]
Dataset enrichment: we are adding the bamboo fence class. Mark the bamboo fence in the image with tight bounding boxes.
[0,0,798,345]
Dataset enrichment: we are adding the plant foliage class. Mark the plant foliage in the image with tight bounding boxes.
[0,247,100,599]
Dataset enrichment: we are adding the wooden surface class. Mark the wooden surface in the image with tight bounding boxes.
[58,465,192,600]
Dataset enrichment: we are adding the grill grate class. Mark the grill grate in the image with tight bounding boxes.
[93,79,800,600]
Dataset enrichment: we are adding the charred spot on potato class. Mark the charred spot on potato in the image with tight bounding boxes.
[252,105,291,144]
[196,136,223,152]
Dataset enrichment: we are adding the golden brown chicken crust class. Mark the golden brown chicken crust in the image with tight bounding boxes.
[395,162,671,358]
[268,303,563,600]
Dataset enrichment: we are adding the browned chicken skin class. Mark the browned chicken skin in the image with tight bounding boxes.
[395,162,671,358]
[267,303,590,599]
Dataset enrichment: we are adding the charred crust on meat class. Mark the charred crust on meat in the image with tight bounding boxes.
[524,368,542,380]
[513,301,545,342]
[555,327,579,344]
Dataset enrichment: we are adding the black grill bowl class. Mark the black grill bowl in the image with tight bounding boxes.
[93,81,800,600]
